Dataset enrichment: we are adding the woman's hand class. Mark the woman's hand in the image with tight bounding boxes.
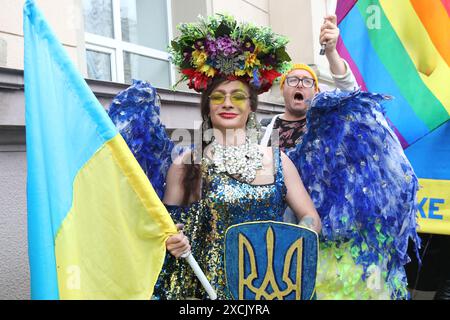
[166,224,191,258]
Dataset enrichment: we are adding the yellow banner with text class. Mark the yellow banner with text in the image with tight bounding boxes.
[417,179,450,235]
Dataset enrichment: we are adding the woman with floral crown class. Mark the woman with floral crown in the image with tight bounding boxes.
[144,15,322,300]
[108,12,420,300]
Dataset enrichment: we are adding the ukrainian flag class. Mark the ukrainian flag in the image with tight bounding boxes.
[24,0,177,299]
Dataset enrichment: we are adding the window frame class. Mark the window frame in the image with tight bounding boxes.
[84,0,175,86]
[85,43,117,81]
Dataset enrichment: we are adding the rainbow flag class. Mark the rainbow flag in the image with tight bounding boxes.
[24,0,177,299]
[337,0,450,235]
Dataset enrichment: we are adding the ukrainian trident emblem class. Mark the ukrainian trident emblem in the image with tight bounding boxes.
[224,221,318,300]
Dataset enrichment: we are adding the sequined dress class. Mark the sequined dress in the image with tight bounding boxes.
[153,147,287,300]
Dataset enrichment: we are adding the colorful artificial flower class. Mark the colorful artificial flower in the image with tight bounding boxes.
[169,14,291,93]
[192,50,208,67]
[200,64,217,78]
[244,52,261,69]
[243,39,255,52]
[182,69,210,91]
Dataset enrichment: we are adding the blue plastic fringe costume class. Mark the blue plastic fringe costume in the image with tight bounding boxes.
[288,89,421,299]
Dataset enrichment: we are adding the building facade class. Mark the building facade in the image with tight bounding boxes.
[0,0,333,299]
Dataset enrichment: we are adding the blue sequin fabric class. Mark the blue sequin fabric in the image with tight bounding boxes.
[153,148,287,300]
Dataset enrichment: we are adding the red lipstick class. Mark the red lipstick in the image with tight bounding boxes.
[219,113,238,119]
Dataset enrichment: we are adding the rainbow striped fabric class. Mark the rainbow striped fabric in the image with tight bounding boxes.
[24,0,177,299]
[337,0,450,235]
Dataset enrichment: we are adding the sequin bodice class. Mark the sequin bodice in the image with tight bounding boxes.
[201,149,287,227]
[153,147,287,300]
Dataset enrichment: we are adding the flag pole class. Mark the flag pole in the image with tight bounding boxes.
[320,0,329,55]
[181,252,218,300]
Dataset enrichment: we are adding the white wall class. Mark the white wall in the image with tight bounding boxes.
[0,0,86,73]
[210,0,269,26]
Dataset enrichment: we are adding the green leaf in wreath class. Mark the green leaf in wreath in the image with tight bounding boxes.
[276,47,291,62]
[215,22,232,37]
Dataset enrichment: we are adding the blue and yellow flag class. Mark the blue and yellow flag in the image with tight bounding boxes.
[24,0,177,299]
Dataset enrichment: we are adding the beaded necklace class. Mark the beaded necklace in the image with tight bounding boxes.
[210,137,263,183]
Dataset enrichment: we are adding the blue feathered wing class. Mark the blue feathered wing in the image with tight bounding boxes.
[108,80,184,199]
[288,89,421,298]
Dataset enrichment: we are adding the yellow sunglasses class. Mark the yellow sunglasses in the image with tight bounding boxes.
[209,92,250,106]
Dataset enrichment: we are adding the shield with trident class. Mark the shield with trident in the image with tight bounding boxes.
[224,221,318,300]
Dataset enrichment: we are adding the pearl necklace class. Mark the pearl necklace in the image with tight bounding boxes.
[210,137,264,183]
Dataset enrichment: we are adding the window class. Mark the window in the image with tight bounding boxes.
[86,47,115,81]
[83,0,174,88]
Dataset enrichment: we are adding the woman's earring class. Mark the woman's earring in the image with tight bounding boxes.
[202,116,213,143]
[247,112,261,144]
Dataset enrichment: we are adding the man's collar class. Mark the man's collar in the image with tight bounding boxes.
[279,113,306,122]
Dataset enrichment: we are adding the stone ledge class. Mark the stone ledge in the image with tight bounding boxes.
[0,67,24,90]
[0,125,25,146]
[1,67,284,110]
[0,67,284,143]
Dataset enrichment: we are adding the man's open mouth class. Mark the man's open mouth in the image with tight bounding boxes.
[294,92,304,101]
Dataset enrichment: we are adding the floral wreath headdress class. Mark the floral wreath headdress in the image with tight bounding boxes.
[169,14,292,94]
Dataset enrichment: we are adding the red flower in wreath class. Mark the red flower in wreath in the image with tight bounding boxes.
[182,69,210,92]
